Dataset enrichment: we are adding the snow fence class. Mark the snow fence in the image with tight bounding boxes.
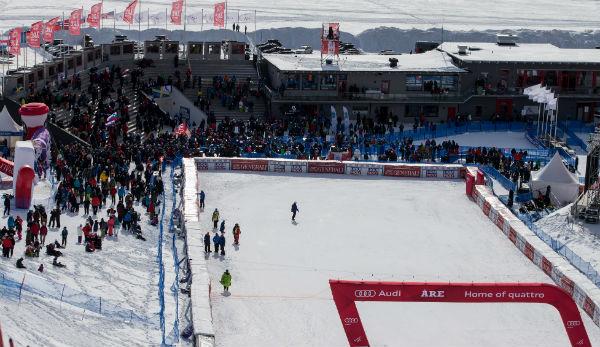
[466,167,600,327]
[182,158,215,347]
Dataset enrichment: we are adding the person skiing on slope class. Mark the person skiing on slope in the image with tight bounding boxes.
[220,269,232,292]
[212,209,220,229]
[232,223,241,245]
[291,202,299,221]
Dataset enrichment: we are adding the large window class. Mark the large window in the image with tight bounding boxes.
[320,74,337,90]
[544,71,558,86]
[422,105,439,117]
[517,70,541,87]
[406,75,422,91]
[302,73,317,90]
[441,76,458,91]
[423,76,441,92]
[285,74,300,90]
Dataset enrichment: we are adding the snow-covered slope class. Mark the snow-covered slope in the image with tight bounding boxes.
[198,172,600,346]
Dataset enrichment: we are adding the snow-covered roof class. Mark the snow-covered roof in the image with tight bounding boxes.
[263,50,466,73]
[438,42,600,64]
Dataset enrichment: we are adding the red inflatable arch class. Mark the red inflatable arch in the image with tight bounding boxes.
[329,280,591,347]
[15,165,35,209]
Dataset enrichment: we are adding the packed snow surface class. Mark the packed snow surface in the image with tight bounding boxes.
[415,131,532,149]
[198,171,600,347]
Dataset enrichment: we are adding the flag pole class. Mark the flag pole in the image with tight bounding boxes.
[201,8,203,32]
[113,9,116,32]
[101,1,104,30]
[183,0,187,58]
[138,0,142,45]
[165,8,168,31]
[147,8,149,30]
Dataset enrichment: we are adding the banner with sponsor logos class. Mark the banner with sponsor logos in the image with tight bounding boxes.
[230,159,269,172]
[213,2,225,27]
[123,0,138,24]
[43,17,60,43]
[330,280,591,347]
[194,158,463,180]
[69,9,83,35]
[268,160,307,174]
[88,3,103,28]
[307,161,345,174]
[383,165,421,178]
[27,21,43,48]
[8,28,21,56]
[170,0,183,25]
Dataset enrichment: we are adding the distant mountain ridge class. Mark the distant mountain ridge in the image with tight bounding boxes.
[60,26,600,53]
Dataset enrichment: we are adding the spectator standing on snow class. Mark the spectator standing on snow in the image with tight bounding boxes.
[219,232,226,256]
[61,227,68,247]
[220,220,226,233]
[199,190,205,209]
[3,195,10,216]
[220,269,232,292]
[233,223,241,245]
[77,224,83,244]
[212,208,220,229]
[291,202,299,221]
[204,232,211,253]
[213,232,220,254]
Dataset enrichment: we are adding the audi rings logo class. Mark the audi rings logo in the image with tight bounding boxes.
[567,320,581,327]
[344,317,359,325]
[354,290,377,298]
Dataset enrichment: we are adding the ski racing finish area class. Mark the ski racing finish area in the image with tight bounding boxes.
[183,159,600,347]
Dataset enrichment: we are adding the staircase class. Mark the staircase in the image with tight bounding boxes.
[50,63,144,138]
[137,59,266,120]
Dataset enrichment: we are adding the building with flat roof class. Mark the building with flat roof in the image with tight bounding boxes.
[261,38,600,122]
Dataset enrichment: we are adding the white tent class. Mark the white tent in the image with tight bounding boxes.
[530,152,580,206]
[0,104,23,153]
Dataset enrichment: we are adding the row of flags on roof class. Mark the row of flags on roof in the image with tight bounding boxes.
[5,1,254,56]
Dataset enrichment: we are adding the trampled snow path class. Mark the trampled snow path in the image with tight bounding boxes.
[0,170,190,346]
[197,172,600,347]
[0,0,598,34]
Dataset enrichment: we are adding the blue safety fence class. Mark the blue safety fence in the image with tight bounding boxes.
[167,156,183,344]
[520,214,600,288]
[559,122,590,152]
[158,165,167,345]
[0,268,154,324]
[481,167,600,289]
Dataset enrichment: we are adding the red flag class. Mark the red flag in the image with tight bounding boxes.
[88,3,103,28]
[69,9,83,35]
[170,0,183,25]
[214,2,225,27]
[8,28,21,55]
[27,21,43,48]
[123,0,138,24]
[43,17,60,42]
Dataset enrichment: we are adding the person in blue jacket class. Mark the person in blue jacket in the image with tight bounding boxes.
[213,233,220,254]
[199,190,205,209]
[219,232,226,256]
[219,220,226,233]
